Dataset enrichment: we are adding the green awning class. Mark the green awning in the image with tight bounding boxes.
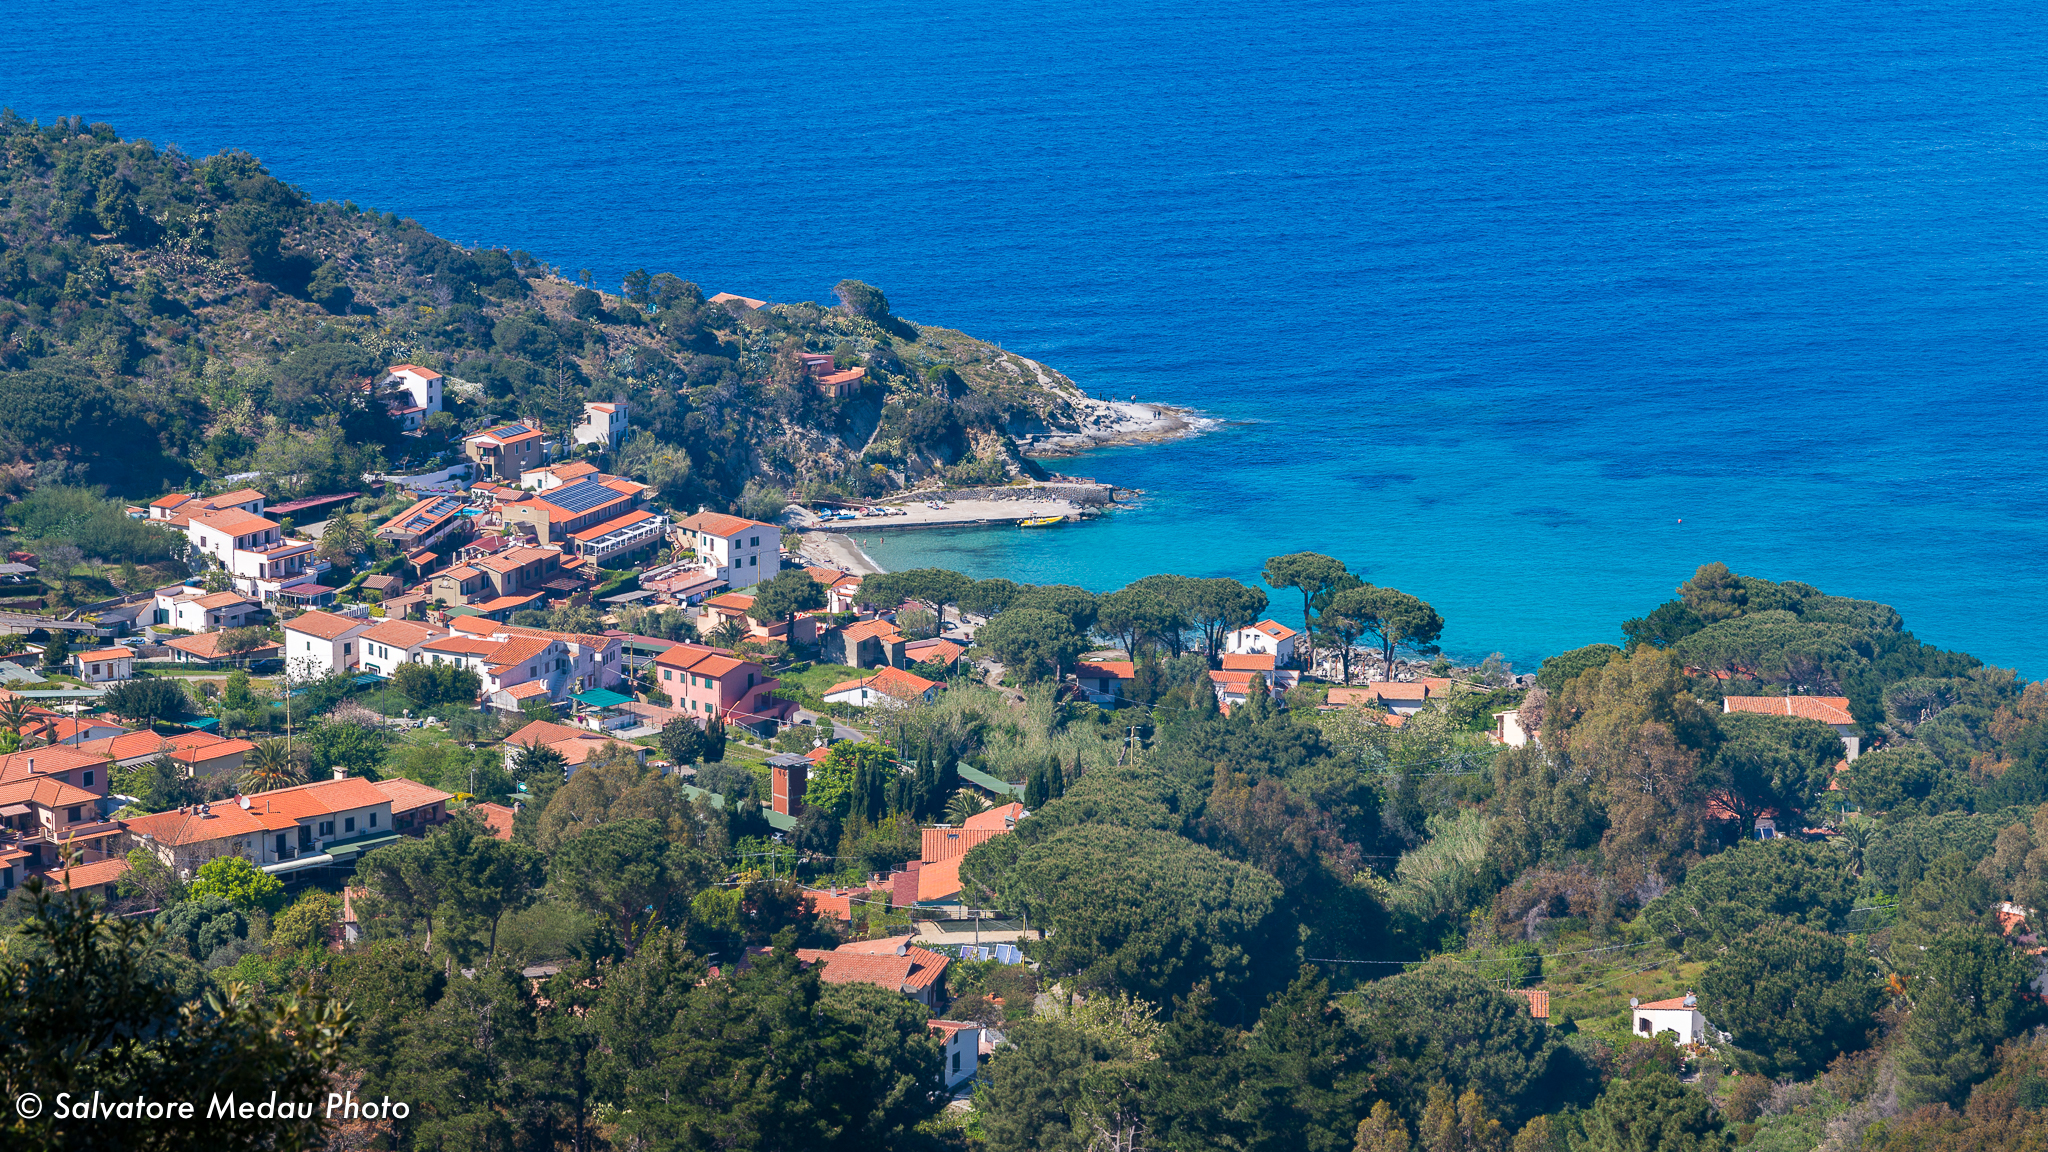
[326,832,401,860]
[572,688,636,709]
[443,606,483,617]
[957,765,1024,798]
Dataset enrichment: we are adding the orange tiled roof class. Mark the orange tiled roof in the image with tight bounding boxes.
[506,720,590,747]
[120,777,391,846]
[43,857,131,892]
[1250,620,1297,640]
[676,511,770,539]
[1219,653,1277,672]
[826,667,939,700]
[1723,696,1856,725]
[372,777,453,813]
[386,364,442,379]
[1637,995,1696,1011]
[963,802,1025,830]
[1508,988,1549,1019]
[165,631,280,661]
[917,854,964,902]
[192,591,257,609]
[0,746,114,782]
[190,507,279,535]
[839,619,902,644]
[76,647,135,662]
[921,825,1007,864]
[360,619,446,649]
[286,610,369,641]
[0,775,102,810]
[207,488,269,508]
[483,636,556,674]
[501,681,552,700]
[1076,659,1136,679]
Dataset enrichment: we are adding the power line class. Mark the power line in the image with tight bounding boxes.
[1308,940,1656,967]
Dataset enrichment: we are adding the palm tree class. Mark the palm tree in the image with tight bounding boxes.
[944,788,993,825]
[712,617,747,651]
[0,695,33,737]
[1831,821,1872,878]
[239,739,306,793]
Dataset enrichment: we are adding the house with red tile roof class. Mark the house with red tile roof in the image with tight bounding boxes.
[165,629,283,668]
[824,667,942,709]
[1074,659,1136,706]
[491,475,647,546]
[821,617,907,669]
[1208,669,1287,709]
[472,801,519,840]
[652,642,792,733]
[1224,619,1305,667]
[569,508,668,566]
[673,511,779,590]
[904,637,967,669]
[932,1019,982,1088]
[381,365,444,417]
[152,587,261,632]
[794,939,951,1010]
[376,494,471,551]
[1326,682,1432,715]
[372,777,454,834]
[573,401,631,450]
[1631,992,1706,1045]
[498,719,647,776]
[43,716,131,747]
[1723,696,1863,760]
[119,776,397,879]
[283,610,375,674]
[182,504,319,602]
[1508,988,1550,1021]
[519,460,600,492]
[72,646,135,684]
[74,730,256,778]
[921,805,1025,867]
[358,618,451,679]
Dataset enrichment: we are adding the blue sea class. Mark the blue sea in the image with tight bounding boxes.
[8,0,2045,674]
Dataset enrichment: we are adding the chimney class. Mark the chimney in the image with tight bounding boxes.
[25,758,31,771]
[333,767,347,781]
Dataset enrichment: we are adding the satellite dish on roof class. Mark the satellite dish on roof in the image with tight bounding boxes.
[1630,998,1639,1008]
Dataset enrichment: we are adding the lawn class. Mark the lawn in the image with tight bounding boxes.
[775,662,867,710]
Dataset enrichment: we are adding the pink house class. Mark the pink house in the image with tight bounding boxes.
[652,642,793,733]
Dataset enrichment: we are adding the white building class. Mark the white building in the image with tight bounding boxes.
[1493,709,1533,747]
[931,1020,981,1090]
[1224,620,1305,667]
[181,507,318,601]
[153,587,260,633]
[673,511,779,590]
[73,646,135,684]
[383,365,444,415]
[1631,993,1707,1045]
[283,610,375,674]
[573,401,629,451]
[357,619,451,679]
[1722,696,1864,761]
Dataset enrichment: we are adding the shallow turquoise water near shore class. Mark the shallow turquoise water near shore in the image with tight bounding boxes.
[6,0,2044,672]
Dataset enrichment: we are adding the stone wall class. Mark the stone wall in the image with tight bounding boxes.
[902,483,1119,506]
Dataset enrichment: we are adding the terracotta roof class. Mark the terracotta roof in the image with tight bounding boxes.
[676,511,770,539]
[1219,653,1277,672]
[473,547,561,573]
[469,592,548,615]
[506,720,590,747]
[165,632,280,660]
[360,619,446,649]
[904,639,966,663]
[149,493,195,509]
[386,364,443,379]
[826,667,939,700]
[286,610,370,641]
[0,746,113,783]
[917,855,964,901]
[794,941,950,995]
[473,801,517,840]
[817,367,866,387]
[190,507,279,534]
[0,775,101,809]
[922,825,1006,864]
[120,777,392,846]
[372,777,453,813]
[76,647,135,663]
[483,636,556,674]
[706,591,755,611]
[1352,682,1430,701]
[1508,988,1549,1019]
[43,717,129,743]
[455,619,614,652]
[467,423,542,446]
[800,888,865,921]
[525,461,598,483]
[708,292,767,309]
[192,591,257,609]
[1076,660,1136,679]
[1250,620,1297,640]
[803,565,847,584]
[207,488,269,508]
[43,857,131,892]
[1723,696,1856,725]
[501,681,552,700]
[963,802,1025,830]
[930,1019,979,1039]
[839,619,903,644]
[652,643,746,673]
[440,565,483,581]
[1637,995,1696,1011]
[570,509,657,542]
[421,633,505,658]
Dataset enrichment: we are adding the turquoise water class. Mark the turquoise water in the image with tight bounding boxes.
[6,0,2045,672]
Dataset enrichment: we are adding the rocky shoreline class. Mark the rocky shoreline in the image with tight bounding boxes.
[1010,396,1210,456]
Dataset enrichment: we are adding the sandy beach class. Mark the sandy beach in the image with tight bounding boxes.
[789,495,1097,575]
[796,530,886,575]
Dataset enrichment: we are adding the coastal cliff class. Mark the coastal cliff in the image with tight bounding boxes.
[0,115,1186,511]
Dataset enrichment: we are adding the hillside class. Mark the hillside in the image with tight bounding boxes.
[0,112,1153,510]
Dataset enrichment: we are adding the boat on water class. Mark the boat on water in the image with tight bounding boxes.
[1018,515,1066,528]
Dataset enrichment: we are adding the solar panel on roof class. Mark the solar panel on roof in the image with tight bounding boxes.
[545,479,621,514]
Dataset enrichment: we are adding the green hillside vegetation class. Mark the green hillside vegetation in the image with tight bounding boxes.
[0,113,1095,509]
